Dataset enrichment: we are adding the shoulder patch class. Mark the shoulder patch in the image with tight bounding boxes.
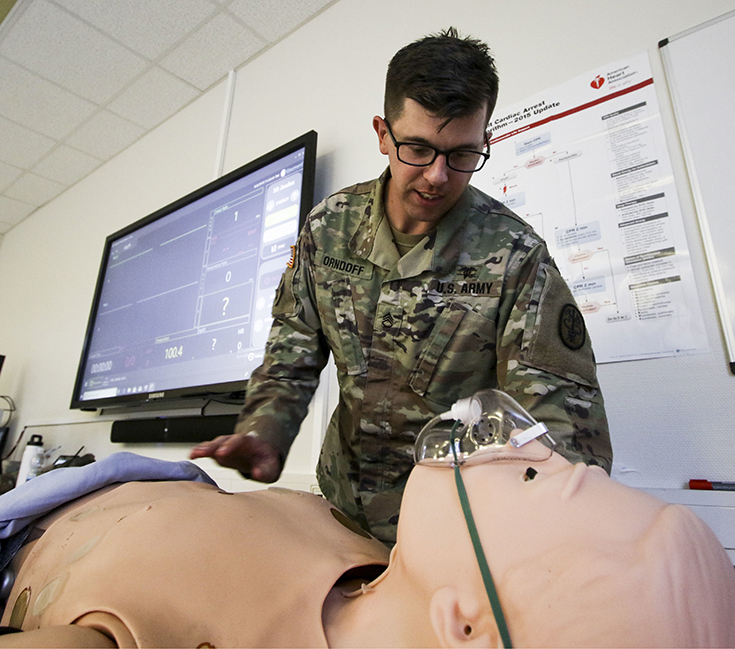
[559,303,586,350]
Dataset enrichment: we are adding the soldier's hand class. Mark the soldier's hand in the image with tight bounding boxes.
[189,433,283,483]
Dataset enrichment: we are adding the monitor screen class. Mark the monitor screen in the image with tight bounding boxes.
[71,131,317,410]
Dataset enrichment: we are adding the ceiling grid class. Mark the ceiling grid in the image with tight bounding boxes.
[0,0,335,233]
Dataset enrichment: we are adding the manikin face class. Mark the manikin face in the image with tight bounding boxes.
[373,98,489,235]
[400,454,735,648]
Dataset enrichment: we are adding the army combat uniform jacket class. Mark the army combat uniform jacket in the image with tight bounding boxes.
[237,170,612,544]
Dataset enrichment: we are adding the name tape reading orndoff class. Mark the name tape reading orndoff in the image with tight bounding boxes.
[316,252,373,279]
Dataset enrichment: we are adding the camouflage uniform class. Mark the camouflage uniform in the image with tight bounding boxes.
[236,169,611,545]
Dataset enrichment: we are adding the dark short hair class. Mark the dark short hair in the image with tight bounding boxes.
[384,27,499,128]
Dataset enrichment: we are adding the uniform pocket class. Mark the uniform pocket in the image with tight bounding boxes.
[313,274,367,375]
[409,301,497,405]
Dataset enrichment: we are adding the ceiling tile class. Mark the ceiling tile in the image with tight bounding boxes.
[0,115,55,168]
[0,0,149,104]
[0,160,22,193]
[0,56,98,139]
[160,11,265,90]
[229,0,334,41]
[65,110,145,160]
[0,0,332,232]
[53,0,218,60]
[5,171,66,206]
[31,145,102,186]
[0,194,36,227]
[107,66,199,129]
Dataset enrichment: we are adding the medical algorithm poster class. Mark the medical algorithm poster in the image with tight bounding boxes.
[475,53,708,363]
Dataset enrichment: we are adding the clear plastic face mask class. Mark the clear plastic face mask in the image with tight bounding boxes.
[414,389,556,467]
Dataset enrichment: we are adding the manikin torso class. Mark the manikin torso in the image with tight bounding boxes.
[2,481,390,648]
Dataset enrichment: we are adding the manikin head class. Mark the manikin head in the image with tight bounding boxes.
[386,447,735,648]
[330,393,734,646]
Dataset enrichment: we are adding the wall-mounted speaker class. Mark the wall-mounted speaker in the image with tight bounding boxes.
[110,414,238,444]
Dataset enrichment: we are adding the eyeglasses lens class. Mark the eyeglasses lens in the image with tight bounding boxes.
[397,144,485,172]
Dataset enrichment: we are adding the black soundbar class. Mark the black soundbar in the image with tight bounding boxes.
[110,414,238,444]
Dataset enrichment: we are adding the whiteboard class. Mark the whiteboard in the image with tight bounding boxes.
[660,10,735,373]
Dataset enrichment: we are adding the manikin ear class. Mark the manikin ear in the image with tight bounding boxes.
[372,116,390,155]
[429,586,500,648]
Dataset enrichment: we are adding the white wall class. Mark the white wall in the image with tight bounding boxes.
[1,0,734,493]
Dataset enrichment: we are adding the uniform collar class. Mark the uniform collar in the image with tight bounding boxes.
[349,168,394,268]
[349,168,471,275]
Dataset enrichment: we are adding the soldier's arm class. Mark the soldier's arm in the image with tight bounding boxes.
[191,223,329,478]
[495,239,612,473]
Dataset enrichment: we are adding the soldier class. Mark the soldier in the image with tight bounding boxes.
[191,28,612,545]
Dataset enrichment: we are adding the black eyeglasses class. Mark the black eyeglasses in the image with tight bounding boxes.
[383,119,491,173]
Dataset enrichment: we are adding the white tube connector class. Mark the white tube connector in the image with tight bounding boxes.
[438,395,482,425]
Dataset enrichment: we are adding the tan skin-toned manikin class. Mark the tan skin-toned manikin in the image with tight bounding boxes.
[189,98,491,483]
[324,447,735,648]
[2,444,735,648]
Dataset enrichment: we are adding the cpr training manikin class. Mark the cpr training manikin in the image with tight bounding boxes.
[0,391,733,648]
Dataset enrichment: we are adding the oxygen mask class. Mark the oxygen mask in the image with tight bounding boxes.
[414,389,556,467]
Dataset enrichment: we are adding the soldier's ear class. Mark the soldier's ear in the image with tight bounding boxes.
[373,116,390,156]
[429,586,499,648]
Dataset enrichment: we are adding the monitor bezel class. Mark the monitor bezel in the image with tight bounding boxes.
[70,130,317,411]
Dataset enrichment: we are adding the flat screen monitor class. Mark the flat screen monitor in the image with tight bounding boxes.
[70,131,317,411]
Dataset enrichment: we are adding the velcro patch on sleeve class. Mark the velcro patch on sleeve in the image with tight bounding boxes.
[272,268,298,318]
[520,265,598,387]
